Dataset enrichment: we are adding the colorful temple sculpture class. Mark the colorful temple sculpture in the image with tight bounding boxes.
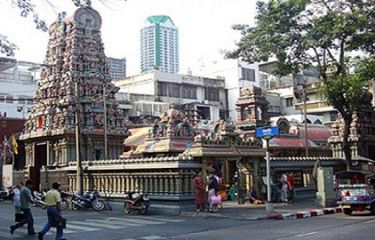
[236,85,269,132]
[329,90,375,172]
[234,86,345,198]
[19,6,128,189]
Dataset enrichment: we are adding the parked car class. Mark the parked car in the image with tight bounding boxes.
[335,171,375,215]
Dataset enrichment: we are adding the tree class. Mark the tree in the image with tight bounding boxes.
[227,0,375,170]
[0,0,126,57]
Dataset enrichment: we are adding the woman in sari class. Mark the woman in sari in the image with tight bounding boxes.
[193,171,206,211]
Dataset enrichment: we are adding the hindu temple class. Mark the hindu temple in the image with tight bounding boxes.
[19,6,128,189]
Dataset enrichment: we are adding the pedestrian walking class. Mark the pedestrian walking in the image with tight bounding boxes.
[10,180,36,235]
[207,170,219,212]
[193,171,206,212]
[11,182,23,212]
[11,182,24,222]
[280,173,289,203]
[38,182,65,240]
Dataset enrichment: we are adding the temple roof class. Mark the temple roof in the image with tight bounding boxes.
[269,137,319,148]
[290,125,332,142]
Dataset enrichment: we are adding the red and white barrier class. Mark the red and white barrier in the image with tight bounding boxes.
[268,207,343,220]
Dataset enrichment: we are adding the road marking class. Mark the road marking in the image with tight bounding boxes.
[77,220,127,229]
[137,216,184,223]
[294,232,318,238]
[141,235,166,240]
[107,217,165,225]
[365,219,375,223]
[64,222,99,231]
[46,228,76,234]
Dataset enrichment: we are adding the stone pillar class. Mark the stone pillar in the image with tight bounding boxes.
[164,175,169,194]
[46,141,51,166]
[170,175,175,194]
[236,106,242,121]
[184,172,189,194]
[315,167,336,207]
[175,175,181,194]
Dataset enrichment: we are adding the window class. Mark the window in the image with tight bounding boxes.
[18,96,27,104]
[5,96,13,103]
[182,85,197,99]
[285,97,294,107]
[205,88,220,101]
[95,149,102,160]
[197,106,210,120]
[241,68,256,81]
[168,83,180,98]
[158,82,168,96]
[330,112,337,122]
[0,96,4,102]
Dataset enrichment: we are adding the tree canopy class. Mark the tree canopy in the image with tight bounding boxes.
[227,0,375,169]
[0,0,126,57]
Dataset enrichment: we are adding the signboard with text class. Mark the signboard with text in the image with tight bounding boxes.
[256,127,279,139]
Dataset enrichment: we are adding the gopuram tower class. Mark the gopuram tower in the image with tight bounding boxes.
[20,6,128,188]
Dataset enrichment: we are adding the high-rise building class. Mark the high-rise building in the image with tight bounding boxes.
[140,15,179,74]
[107,57,126,80]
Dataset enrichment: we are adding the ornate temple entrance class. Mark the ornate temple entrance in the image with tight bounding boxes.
[33,143,47,190]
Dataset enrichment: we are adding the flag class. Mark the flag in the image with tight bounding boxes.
[10,134,18,155]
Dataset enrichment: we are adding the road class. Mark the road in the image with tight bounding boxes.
[0,202,374,240]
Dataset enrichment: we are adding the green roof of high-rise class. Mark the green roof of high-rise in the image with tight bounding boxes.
[146,15,175,26]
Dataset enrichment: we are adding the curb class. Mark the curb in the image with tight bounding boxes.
[268,207,343,220]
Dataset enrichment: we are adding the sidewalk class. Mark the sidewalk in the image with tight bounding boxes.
[180,199,342,221]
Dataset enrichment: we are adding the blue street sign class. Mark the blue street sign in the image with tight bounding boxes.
[256,127,279,139]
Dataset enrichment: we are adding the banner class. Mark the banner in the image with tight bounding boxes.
[2,164,13,189]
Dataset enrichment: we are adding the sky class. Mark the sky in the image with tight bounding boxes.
[0,0,258,76]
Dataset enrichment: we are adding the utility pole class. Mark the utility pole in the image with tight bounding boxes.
[256,127,279,213]
[265,139,272,212]
[0,137,5,190]
[103,84,108,160]
[303,88,309,157]
[75,81,83,195]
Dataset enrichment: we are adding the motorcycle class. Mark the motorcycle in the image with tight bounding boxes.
[0,188,13,202]
[123,191,150,215]
[34,190,69,210]
[71,190,105,211]
[33,191,47,209]
[60,191,71,211]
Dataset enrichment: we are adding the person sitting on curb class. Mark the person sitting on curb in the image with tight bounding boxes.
[245,187,264,204]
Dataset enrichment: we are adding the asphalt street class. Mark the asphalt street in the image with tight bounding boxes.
[0,202,374,240]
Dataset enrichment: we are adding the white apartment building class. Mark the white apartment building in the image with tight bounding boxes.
[140,15,179,74]
[203,59,260,121]
[114,71,227,123]
[0,58,39,119]
[107,57,126,80]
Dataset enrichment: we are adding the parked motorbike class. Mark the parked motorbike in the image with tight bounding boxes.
[0,188,13,202]
[71,190,105,211]
[60,191,70,211]
[34,190,69,210]
[123,191,150,215]
[33,191,47,209]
